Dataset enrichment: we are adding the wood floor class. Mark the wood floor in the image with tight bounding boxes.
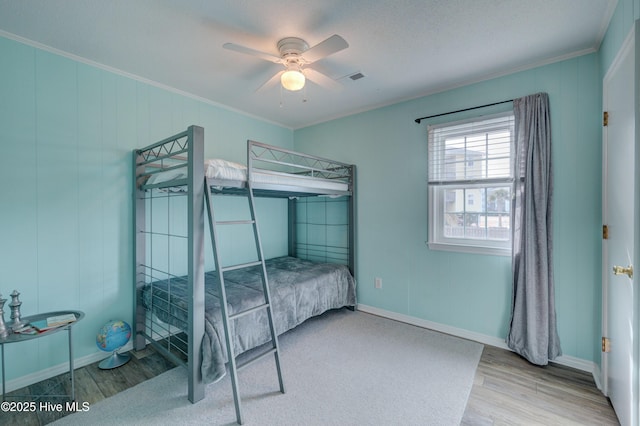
[1,344,620,425]
[1,346,176,425]
[462,345,620,425]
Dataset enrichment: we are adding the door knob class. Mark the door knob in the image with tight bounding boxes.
[613,265,633,278]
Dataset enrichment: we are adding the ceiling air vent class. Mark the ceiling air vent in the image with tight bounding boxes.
[349,72,365,81]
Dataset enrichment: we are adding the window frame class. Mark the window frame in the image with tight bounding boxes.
[427,111,515,256]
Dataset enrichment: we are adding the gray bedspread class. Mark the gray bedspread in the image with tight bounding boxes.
[142,256,356,382]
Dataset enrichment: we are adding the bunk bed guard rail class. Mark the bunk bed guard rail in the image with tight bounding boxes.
[246,140,354,197]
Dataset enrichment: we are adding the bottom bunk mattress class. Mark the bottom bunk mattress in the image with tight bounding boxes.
[142,256,356,382]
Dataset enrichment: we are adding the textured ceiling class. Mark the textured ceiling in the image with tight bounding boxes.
[0,0,617,129]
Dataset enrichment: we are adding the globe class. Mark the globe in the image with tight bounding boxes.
[96,320,132,369]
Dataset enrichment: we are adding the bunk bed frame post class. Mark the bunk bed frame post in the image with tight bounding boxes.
[187,125,206,403]
[348,165,357,280]
[133,151,147,351]
[287,200,297,258]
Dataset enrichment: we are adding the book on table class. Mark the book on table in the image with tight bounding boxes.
[13,324,38,334]
[31,313,77,332]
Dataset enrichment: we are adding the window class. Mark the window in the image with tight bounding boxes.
[428,112,514,255]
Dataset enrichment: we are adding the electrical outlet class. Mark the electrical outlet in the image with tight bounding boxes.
[374,277,382,289]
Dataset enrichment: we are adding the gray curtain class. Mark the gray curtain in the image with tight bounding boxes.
[506,92,561,365]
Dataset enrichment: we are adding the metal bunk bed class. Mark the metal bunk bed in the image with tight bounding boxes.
[133,125,356,424]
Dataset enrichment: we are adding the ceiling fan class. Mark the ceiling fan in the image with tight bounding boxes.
[223,34,349,92]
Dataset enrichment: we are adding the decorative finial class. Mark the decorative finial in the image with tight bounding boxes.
[0,295,9,339]
[9,289,25,331]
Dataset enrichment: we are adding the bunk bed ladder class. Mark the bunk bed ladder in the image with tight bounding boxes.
[204,177,285,425]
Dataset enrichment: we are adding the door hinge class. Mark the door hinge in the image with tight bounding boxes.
[602,337,611,353]
[603,224,609,240]
[603,111,609,126]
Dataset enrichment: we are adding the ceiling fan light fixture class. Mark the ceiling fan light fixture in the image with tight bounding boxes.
[224,34,348,94]
[281,69,305,91]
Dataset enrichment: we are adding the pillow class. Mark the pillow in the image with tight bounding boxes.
[205,158,247,181]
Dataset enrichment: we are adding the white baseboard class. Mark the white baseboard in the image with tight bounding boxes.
[357,303,508,348]
[356,304,601,387]
[4,341,134,394]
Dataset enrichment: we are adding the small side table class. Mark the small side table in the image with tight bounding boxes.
[0,310,84,401]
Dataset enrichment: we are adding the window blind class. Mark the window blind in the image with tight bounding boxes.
[428,112,515,185]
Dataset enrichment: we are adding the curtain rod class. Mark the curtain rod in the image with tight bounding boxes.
[414,99,513,124]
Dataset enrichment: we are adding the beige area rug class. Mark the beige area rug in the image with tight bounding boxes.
[55,309,483,425]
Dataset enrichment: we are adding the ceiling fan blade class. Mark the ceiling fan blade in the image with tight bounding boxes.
[223,42,282,63]
[256,70,284,92]
[302,34,349,64]
[303,68,342,91]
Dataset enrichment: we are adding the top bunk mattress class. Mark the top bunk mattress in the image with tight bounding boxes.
[145,158,350,194]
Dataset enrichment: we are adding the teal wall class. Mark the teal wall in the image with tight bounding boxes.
[294,53,602,363]
[0,35,292,381]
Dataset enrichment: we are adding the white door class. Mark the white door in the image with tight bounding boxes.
[602,22,638,426]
